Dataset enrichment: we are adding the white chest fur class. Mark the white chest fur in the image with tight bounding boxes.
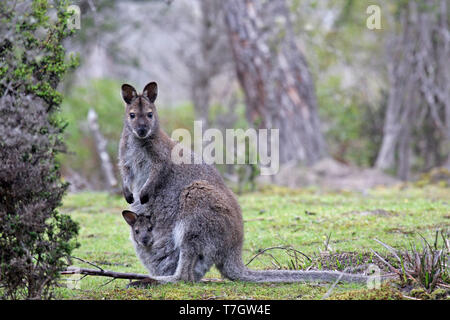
[125,145,152,197]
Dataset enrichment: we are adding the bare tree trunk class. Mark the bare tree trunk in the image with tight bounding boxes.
[223,0,327,165]
[187,0,231,128]
[439,0,450,169]
[61,267,223,283]
[87,109,118,190]
[375,0,450,178]
[397,128,412,181]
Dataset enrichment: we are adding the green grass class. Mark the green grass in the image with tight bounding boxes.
[55,185,450,300]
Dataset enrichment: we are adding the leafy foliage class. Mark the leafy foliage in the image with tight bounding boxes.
[0,0,79,299]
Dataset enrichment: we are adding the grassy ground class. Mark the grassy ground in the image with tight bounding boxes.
[55,185,450,300]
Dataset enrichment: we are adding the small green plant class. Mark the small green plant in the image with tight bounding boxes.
[372,230,449,293]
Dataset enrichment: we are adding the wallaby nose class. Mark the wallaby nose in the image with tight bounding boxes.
[137,128,147,137]
[142,236,150,246]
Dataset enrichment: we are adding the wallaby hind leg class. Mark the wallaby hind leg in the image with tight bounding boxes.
[142,247,198,283]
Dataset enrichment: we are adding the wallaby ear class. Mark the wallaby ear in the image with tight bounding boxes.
[122,210,138,226]
[121,84,137,104]
[143,82,158,103]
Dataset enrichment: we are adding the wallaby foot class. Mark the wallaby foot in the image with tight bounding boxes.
[139,184,155,204]
[139,192,150,204]
[126,277,160,289]
[123,186,134,204]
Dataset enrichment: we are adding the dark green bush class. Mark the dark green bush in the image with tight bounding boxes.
[0,0,79,299]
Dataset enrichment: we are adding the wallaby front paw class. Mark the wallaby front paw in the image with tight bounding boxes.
[126,278,159,288]
[139,192,150,204]
[125,194,134,204]
[123,187,134,204]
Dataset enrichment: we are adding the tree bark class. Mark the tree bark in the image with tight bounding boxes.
[188,0,231,128]
[375,0,450,178]
[87,108,118,190]
[223,0,327,165]
[439,0,450,169]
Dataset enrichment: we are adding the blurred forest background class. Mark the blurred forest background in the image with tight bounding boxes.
[59,0,450,193]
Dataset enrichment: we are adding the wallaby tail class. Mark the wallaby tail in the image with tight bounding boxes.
[219,252,387,284]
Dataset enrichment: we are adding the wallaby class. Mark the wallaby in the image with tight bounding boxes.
[119,82,387,285]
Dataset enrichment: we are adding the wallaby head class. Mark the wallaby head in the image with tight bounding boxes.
[122,210,154,247]
[121,82,159,139]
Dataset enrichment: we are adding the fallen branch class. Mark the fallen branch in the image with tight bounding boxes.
[70,256,104,272]
[62,267,148,280]
[61,267,224,283]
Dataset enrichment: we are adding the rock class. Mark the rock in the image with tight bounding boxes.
[256,157,400,192]
[311,157,353,177]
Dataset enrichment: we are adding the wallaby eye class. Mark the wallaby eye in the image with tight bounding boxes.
[135,229,139,234]
[129,113,136,119]
[147,227,152,232]
[147,112,153,119]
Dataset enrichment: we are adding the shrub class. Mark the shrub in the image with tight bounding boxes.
[0,0,79,299]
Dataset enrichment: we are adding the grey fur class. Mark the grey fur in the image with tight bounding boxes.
[119,82,387,285]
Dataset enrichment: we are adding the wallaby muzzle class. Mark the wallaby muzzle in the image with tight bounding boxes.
[137,127,147,138]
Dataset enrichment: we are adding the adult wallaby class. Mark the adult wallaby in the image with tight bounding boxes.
[119,82,384,284]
